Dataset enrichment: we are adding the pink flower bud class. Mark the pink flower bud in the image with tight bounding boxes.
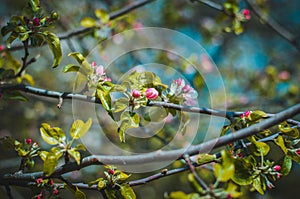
[108,169,114,175]
[145,88,159,100]
[0,45,4,51]
[32,17,40,26]
[48,179,54,185]
[53,189,59,195]
[0,92,3,99]
[25,138,33,145]
[91,62,97,68]
[174,78,183,86]
[32,142,39,148]
[105,77,111,82]
[242,9,251,20]
[273,165,281,172]
[240,110,252,118]
[227,193,232,199]
[36,178,43,184]
[182,84,192,93]
[132,90,141,98]
[296,149,300,155]
[278,71,290,80]
[277,173,281,179]
[96,66,105,76]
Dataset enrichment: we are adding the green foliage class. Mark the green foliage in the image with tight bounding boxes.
[0,0,62,68]
[39,119,91,176]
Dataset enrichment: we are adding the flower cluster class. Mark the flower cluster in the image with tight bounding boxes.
[131,88,159,100]
[88,62,111,86]
[168,78,198,106]
[240,110,252,118]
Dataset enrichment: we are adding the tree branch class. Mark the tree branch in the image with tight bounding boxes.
[5,0,156,52]
[2,84,299,126]
[1,102,299,184]
[245,0,300,51]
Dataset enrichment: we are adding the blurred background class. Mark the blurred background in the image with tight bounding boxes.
[0,0,300,198]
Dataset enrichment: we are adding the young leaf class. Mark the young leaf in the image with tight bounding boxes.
[68,148,81,165]
[113,98,128,113]
[75,187,86,199]
[120,184,136,199]
[274,135,288,154]
[62,64,80,73]
[43,147,63,176]
[68,52,86,65]
[95,9,110,23]
[279,122,299,138]
[281,156,292,176]
[40,123,66,145]
[197,154,216,165]
[70,118,92,139]
[38,151,49,161]
[80,17,97,28]
[43,31,62,68]
[29,0,40,12]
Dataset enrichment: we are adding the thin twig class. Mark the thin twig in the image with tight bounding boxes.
[184,154,208,190]
[5,185,13,199]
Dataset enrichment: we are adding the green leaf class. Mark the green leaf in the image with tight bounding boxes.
[40,123,66,145]
[232,157,254,186]
[95,9,110,23]
[252,176,265,195]
[76,144,86,151]
[281,156,292,176]
[62,64,80,73]
[75,187,86,199]
[120,184,136,199]
[197,154,216,165]
[43,31,62,68]
[105,189,117,199]
[68,148,81,165]
[250,136,270,156]
[70,118,92,139]
[96,87,113,117]
[118,111,140,142]
[166,191,199,199]
[115,170,131,181]
[68,52,86,65]
[143,107,168,122]
[38,151,48,161]
[97,178,106,189]
[113,98,128,113]
[213,150,234,182]
[43,147,63,176]
[274,135,288,154]
[80,17,97,28]
[29,0,40,12]
[279,122,299,138]
[226,182,242,198]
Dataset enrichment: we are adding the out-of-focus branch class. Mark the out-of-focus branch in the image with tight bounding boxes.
[1,102,299,184]
[245,0,300,51]
[193,0,300,51]
[4,0,156,52]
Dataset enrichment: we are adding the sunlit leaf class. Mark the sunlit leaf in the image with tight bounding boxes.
[187,174,204,194]
[29,0,40,12]
[80,17,97,28]
[120,183,136,199]
[68,148,81,165]
[43,147,63,176]
[68,52,86,65]
[97,178,106,189]
[213,150,234,182]
[40,123,66,145]
[274,135,287,154]
[38,151,48,161]
[43,31,62,68]
[197,154,216,165]
[62,64,80,73]
[252,176,265,195]
[95,9,110,23]
[76,144,86,151]
[279,122,299,138]
[70,118,92,139]
[113,98,128,113]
